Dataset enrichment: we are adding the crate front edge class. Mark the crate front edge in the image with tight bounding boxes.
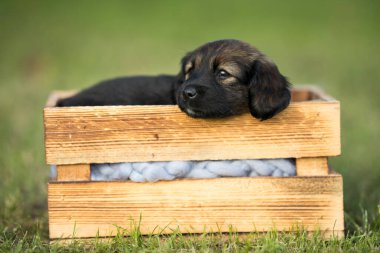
[48,173,344,239]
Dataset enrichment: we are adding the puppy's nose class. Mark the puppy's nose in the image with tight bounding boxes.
[183,87,197,99]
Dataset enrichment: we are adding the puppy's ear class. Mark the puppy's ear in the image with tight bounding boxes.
[248,57,291,120]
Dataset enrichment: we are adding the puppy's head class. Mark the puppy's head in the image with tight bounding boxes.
[176,39,291,120]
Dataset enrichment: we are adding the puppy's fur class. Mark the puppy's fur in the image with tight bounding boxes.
[57,39,291,120]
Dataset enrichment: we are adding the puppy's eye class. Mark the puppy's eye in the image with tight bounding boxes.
[216,69,230,79]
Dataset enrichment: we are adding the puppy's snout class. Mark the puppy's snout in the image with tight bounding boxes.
[183,86,198,99]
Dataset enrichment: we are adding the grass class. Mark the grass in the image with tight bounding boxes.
[0,0,380,251]
[1,223,380,252]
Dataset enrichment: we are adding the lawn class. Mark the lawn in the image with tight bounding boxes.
[0,0,379,251]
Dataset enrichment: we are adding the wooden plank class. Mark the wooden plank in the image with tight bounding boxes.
[307,86,337,102]
[48,174,344,239]
[291,88,310,102]
[296,157,329,176]
[44,100,340,164]
[56,164,90,181]
[45,90,76,107]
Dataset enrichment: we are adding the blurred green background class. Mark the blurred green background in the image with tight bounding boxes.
[0,0,379,237]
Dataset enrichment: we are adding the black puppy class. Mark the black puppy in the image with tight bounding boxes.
[57,39,291,120]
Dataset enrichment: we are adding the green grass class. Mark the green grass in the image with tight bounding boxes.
[0,0,380,251]
[1,224,380,252]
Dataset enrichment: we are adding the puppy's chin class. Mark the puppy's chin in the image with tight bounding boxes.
[177,103,203,118]
[183,108,206,118]
[178,103,234,118]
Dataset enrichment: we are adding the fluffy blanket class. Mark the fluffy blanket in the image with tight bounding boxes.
[52,159,297,182]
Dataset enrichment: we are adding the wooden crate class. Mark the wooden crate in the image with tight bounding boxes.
[44,86,344,240]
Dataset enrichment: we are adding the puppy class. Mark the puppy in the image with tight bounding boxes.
[57,39,291,120]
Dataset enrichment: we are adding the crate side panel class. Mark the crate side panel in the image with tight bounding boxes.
[44,102,340,164]
[48,175,344,239]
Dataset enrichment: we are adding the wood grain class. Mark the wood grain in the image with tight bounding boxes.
[48,174,344,239]
[44,100,340,164]
[56,164,90,181]
[296,157,329,176]
[45,90,76,107]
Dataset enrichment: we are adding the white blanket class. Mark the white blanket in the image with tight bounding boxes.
[86,159,295,182]
[51,159,295,182]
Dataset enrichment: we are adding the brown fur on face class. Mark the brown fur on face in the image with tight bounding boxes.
[176,39,291,120]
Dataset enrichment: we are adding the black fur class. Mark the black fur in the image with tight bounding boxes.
[56,75,177,106]
[248,58,291,120]
[57,40,291,120]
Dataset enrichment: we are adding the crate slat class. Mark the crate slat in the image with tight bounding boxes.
[56,164,90,181]
[296,157,329,176]
[44,100,340,164]
[48,174,344,239]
